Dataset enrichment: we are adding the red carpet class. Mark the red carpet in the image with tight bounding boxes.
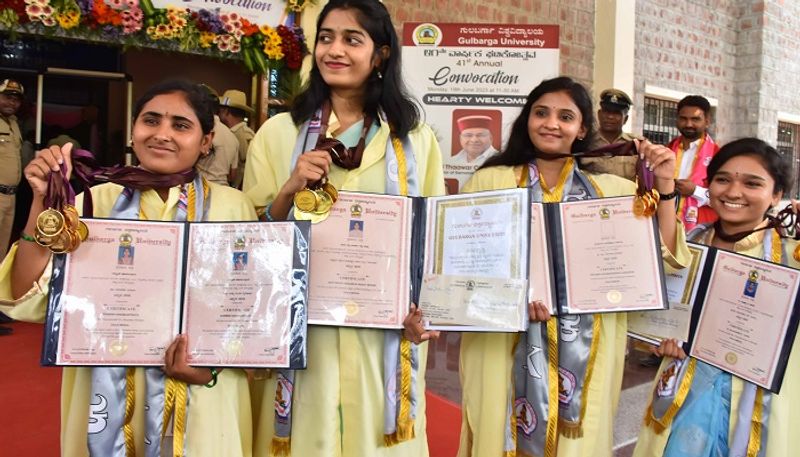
[1,322,462,456]
[426,391,462,457]
[0,322,61,456]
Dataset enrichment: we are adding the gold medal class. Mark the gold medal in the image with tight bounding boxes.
[641,192,656,217]
[293,206,330,224]
[49,233,71,254]
[793,244,800,262]
[322,181,339,203]
[633,195,647,217]
[77,221,89,241]
[35,231,55,247]
[313,190,333,215]
[37,208,66,237]
[294,188,320,213]
[63,205,80,229]
[650,188,661,205]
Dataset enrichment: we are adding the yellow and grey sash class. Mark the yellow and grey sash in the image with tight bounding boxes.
[647,224,779,456]
[87,176,209,457]
[508,163,602,456]
[272,110,421,455]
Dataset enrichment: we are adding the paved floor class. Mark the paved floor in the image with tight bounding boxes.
[425,333,660,456]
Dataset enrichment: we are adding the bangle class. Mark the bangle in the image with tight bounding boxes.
[264,202,275,222]
[659,190,680,202]
[20,232,36,243]
[205,368,218,388]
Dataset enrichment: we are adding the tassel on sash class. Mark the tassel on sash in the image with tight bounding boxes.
[544,319,560,456]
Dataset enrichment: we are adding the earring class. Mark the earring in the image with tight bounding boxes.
[377,70,383,79]
[705,189,710,198]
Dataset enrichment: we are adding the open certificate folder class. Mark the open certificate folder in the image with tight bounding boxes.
[686,245,800,393]
[305,189,530,332]
[419,188,530,332]
[41,218,310,369]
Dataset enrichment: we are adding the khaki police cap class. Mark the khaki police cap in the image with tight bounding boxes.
[0,79,24,96]
[599,88,632,111]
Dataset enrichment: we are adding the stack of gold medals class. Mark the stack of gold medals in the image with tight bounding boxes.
[632,153,660,218]
[293,137,352,223]
[35,166,89,253]
[293,178,339,223]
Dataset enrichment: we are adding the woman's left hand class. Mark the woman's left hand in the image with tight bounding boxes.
[403,303,440,344]
[164,334,215,385]
[636,139,677,190]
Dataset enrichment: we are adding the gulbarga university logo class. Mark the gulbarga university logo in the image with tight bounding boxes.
[413,23,442,46]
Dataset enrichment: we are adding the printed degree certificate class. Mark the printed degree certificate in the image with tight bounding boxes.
[57,220,184,365]
[421,188,529,331]
[556,196,667,314]
[307,192,411,329]
[183,222,295,367]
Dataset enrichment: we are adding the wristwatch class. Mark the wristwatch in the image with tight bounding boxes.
[659,190,679,201]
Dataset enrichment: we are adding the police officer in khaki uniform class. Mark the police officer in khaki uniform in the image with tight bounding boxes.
[218,89,256,189]
[0,79,23,260]
[580,88,638,181]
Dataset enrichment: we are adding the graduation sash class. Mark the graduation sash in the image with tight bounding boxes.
[271,109,422,456]
[647,224,779,457]
[87,175,209,457]
[507,160,603,457]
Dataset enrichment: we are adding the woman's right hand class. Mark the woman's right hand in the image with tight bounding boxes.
[403,303,441,344]
[528,300,551,322]
[653,338,686,360]
[280,149,332,196]
[24,143,74,199]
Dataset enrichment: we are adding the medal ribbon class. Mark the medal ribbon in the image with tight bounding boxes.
[69,148,196,218]
[315,101,373,170]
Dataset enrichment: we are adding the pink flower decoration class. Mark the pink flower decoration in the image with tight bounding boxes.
[25,4,42,16]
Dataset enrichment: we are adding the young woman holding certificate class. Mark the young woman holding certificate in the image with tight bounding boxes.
[0,80,257,456]
[242,0,444,455]
[635,138,800,457]
[458,76,690,457]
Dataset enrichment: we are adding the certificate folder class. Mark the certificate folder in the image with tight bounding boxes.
[683,242,800,393]
[42,218,310,369]
[420,188,531,332]
[544,195,669,315]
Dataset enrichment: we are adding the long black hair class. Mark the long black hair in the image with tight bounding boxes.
[289,0,420,137]
[481,76,594,169]
[707,137,793,196]
[133,80,215,134]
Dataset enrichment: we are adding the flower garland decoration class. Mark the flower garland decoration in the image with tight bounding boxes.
[0,0,312,74]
